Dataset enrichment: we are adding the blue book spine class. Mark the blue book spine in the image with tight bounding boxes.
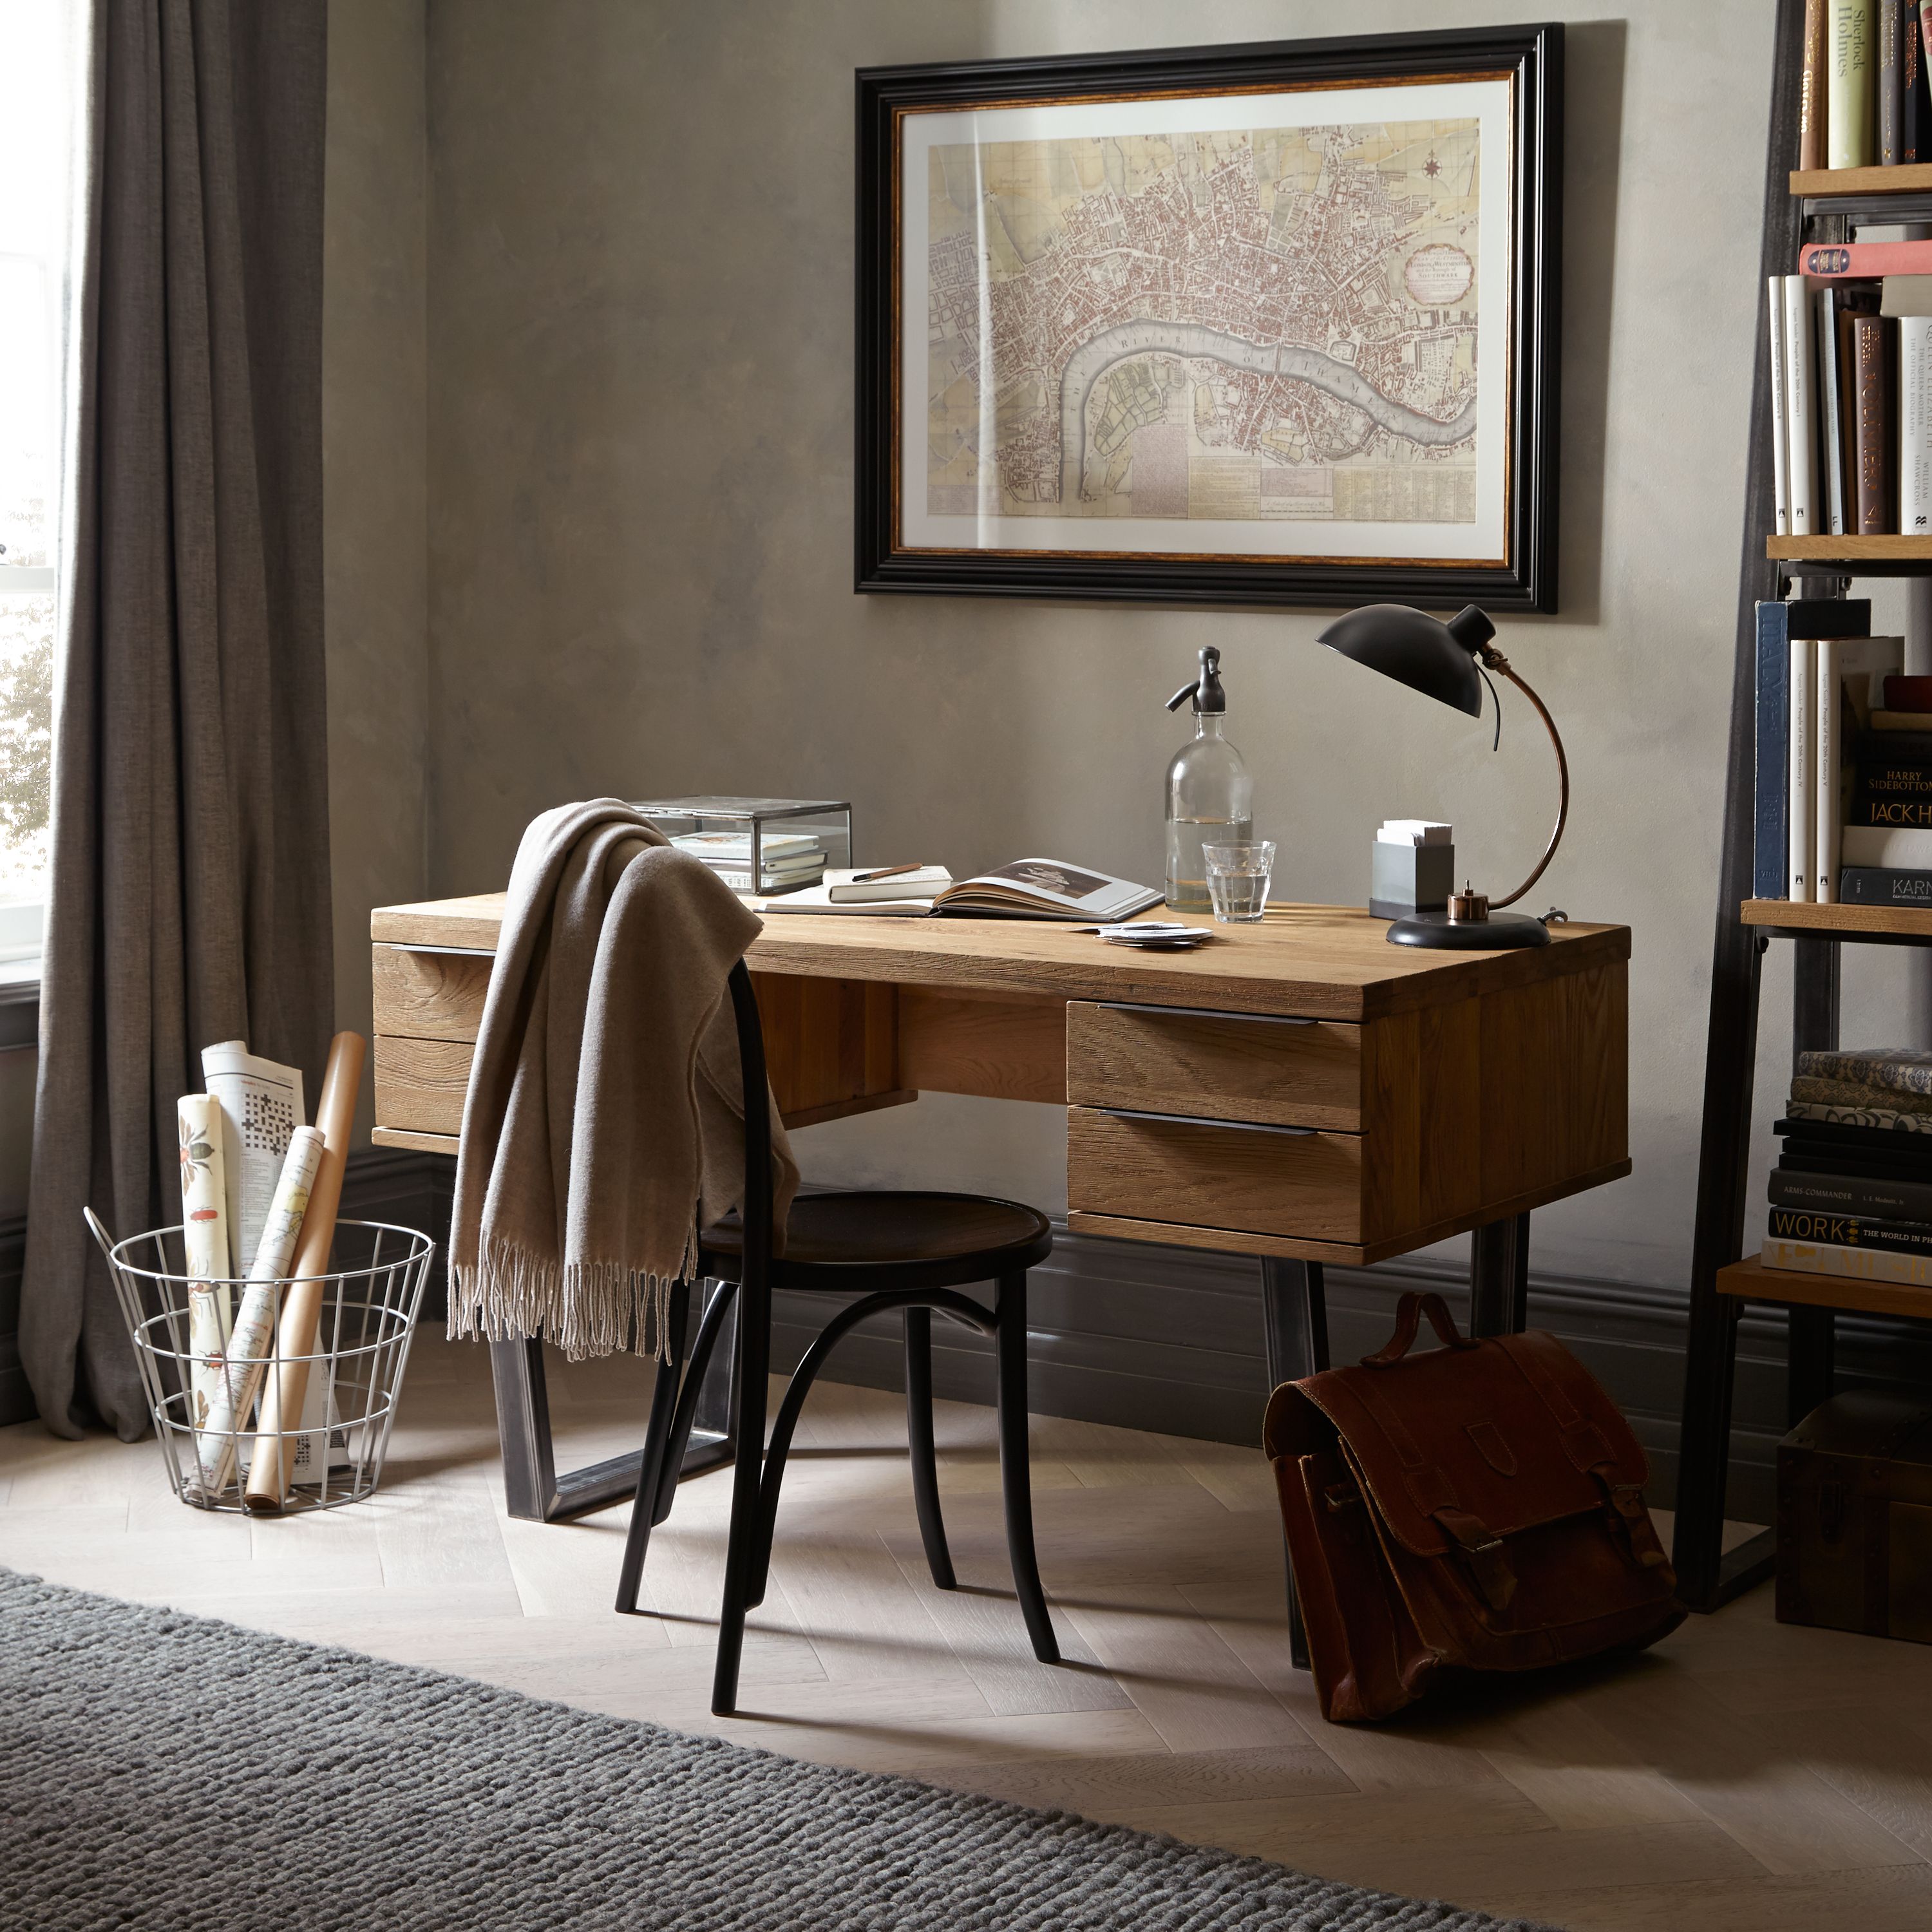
[1754,601,1788,899]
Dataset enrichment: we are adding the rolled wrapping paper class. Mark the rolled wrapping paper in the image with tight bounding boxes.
[246,1033,366,1511]
[192,1125,324,1496]
[177,1096,232,1437]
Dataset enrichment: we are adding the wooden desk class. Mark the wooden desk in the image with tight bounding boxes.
[369,897,1630,1521]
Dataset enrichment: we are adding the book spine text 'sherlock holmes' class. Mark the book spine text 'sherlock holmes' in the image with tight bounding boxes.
[1831,0,1879,169]
[1769,1206,1932,1253]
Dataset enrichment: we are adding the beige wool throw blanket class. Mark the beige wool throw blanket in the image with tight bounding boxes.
[449,800,798,1361]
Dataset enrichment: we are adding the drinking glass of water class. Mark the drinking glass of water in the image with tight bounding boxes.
[1203,842,1276,923]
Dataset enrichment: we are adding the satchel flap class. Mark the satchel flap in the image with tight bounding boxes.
[1297,1327,1650,1558]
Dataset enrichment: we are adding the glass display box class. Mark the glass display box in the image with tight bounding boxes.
[629,796,854,896]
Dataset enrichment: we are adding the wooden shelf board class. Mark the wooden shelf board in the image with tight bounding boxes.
[1790,163,1932,195]
[1718,1254,1932,1320]
[1766,535,1932,563]
[1741,898,1932,939]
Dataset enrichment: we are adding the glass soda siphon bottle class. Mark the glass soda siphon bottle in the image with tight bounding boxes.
[1163,645,1254,912]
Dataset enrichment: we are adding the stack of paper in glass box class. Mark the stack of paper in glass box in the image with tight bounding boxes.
[671,829,826,895]
[1765,1048,1932,1286]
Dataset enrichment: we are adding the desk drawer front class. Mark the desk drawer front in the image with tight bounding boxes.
[1066,1000,1361,1130]
[373,944,492,1043]
[1066,1104,1363,1244]
[374,1034,474,1138]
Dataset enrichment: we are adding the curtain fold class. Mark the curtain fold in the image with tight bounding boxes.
[21,0,332,1439]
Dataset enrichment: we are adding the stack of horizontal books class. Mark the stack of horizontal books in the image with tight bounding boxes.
[1766,1047,1932,1285]
[670,829,825,895]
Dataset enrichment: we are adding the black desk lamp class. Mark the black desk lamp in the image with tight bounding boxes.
[1315,603,1568,951]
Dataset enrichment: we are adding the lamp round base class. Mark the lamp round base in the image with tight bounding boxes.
[1384,909,1551,950]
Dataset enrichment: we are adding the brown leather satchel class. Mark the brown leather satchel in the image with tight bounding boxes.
[1264,1291,1683,1723]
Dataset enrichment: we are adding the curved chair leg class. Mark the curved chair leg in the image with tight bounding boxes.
[651,1276,738,1529]
[904,1306,956,1589]
[614,1280,691,1613]
[994,1271,1059,1663]
[744,1283,990,1609]
[712,1267,770,1716]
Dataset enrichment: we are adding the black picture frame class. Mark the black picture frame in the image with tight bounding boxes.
[855,24,1562,612]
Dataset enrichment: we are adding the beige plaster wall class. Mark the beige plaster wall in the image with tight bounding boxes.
[323,0,430,1146]
[317,1,1916,1288]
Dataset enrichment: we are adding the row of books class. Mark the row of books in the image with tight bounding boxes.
[1798,2,1932,172]
[1766,269,1932,539]
[1750,598,1932,903]
[1764,1046,1932,1286]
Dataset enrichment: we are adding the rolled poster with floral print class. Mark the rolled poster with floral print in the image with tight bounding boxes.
[178,1097,232,1443]
[193,1126,324,1495]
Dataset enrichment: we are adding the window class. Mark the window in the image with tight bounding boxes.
[0,3,78,945]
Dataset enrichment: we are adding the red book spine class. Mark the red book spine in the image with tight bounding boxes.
[1802,240,1932,278]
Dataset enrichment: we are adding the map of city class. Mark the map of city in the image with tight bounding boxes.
[924,119,1481,528]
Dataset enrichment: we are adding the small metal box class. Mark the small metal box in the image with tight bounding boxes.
[1369,839,1455,921]
[1777,1388,1932,1644]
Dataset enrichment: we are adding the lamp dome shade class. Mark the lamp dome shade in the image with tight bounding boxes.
[1315,603,1492,718]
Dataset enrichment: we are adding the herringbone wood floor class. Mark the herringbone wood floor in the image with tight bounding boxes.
[5,1331,1932,1929]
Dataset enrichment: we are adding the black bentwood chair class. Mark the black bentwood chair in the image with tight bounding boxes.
[614,963,1061,1714]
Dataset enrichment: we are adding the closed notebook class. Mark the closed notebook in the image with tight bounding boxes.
[826,866,951,903]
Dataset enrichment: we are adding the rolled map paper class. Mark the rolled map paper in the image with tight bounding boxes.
[247,1033,366,1511]
[193,1125,324,1496]
[178,1095,232,1440]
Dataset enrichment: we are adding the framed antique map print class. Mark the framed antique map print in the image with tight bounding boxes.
[855,26,1562,611]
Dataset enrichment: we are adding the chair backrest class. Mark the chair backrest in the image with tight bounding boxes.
[724,961,773,1285]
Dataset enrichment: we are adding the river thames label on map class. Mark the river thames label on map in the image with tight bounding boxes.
[920,117,1483,538]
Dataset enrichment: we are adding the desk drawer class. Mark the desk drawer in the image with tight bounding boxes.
[373,943,491,1043]
[374,1034,473,1138]
[1066,1104,1363,1245]
[1066,1000,1361,1130]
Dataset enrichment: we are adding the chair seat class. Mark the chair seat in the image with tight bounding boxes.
[701,1189,1052,1291]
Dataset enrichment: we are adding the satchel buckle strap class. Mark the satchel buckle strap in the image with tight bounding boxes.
[1602,1477,1670,1569]
[1432,1506,1518,1612]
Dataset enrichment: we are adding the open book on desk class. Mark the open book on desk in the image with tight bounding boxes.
[753,857,1163,922]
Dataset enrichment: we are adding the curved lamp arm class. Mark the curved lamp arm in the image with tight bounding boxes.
[1481,650,1569,911]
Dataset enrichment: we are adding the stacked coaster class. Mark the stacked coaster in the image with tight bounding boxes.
[1090,922,1213,951]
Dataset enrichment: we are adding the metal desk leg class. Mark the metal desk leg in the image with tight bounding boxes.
[489,1278,738,1523]
[1470,1213,1531,1338]
[1674,930,1769,1610]
[1786,935,1841,1432]
[1260,1257,1329,1669]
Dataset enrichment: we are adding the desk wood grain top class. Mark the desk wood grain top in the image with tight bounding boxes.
[372,895,1628,1022]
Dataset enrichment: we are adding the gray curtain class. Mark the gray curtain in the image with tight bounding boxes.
[21,0,333,1439]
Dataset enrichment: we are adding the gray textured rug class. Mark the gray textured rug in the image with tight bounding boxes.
[0,1568,1555,1931]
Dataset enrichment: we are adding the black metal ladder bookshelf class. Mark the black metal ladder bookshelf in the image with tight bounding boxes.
[1674,0,1932,1611]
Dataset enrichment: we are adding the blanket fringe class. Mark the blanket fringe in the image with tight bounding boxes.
[447,1225,698,1363]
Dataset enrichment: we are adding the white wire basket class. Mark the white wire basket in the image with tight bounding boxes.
[97,1215,434,1515]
